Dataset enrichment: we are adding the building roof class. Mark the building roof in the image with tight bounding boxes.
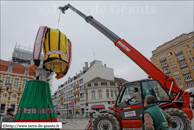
[85,77,115,84]
[151,31,194,57]
[0,59,35,77]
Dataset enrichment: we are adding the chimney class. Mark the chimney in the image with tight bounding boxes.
[83,67,85,71]
[85,62,88,69]
[76,73,77,76]
[104,64,106,67]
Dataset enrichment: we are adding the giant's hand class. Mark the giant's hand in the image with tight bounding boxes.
[55,73,65,80]
[29,64,38,72]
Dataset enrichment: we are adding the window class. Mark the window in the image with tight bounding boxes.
[186,52,189,55]
[24,69,29,75]
[107,82,110,86]
[174,71,179,75]
[174,42,178,45]
[98,90,102,98]
[14,78,19,87]
[189,58,192,62]
[192,57,194,61]
[3,94,7,98]
[22,79,27,88]
[92,91,95,99]
[187,44,189,48]
[178,85,184,89]
[142,81,169,101]
[0,104,6,113]
[192,65,194,69]
[110,90,114,97]
[91,83,94,87]
[80,79,83,84]
[166,73,172,77]
[7,66,13,72]
[153,59,157,63]
[106,90,109,97]
[183,45,186,49]
[189,50,192,54]
[155,64,159,68]
[192,42,194,47]
[98,82,101,86]
[86,93,88,99]
[174,49,182,55]
[182,67,189,72]
[177,54,184,61]
[161,61,168,67]
[176,77,181,82]
[0,75,2,80]
[12,94,16,99]
[4,77,10,85]
[159,56,165,61]
[169,58,174,62]
[184,74,192,82]
[171,64,177,69]
[115,91,117,97]
[187,82,194,87]
[80,93,84,98]
[179,61,187,68]
[80,85,84,91]
[167,52,172,56]
[163,68,170,73]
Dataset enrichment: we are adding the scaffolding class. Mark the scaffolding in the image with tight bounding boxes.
[11,43,53,92]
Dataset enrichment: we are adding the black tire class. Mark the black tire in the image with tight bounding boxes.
[92,113,120,130]
[165,108,192,130]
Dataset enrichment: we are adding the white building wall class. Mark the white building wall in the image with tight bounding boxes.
[83,61,114,83]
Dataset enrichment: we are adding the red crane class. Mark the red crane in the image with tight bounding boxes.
[59,4,193,130]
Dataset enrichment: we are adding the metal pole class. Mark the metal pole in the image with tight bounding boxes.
[168,81,174,96]
[58,4,120,43]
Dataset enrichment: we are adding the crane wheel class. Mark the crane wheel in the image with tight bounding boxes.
[165,108,192,130]
[92,113,120,130]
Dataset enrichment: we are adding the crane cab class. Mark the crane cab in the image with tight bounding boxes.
[114,79,171,128]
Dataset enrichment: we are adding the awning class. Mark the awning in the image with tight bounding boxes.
[91,105,105,109]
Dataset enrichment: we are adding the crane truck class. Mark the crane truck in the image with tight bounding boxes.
[58,4,193,130]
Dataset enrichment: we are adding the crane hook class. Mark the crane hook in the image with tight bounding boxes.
[58,4,70,14]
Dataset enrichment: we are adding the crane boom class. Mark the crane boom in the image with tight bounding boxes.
[58,4,181,94]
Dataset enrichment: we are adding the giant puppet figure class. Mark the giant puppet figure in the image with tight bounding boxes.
[15,26,71,124]
[29,26,72,79]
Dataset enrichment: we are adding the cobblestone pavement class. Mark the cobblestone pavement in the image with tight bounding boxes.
[0,110,193,130]
[62,110,194,130]
[61,118,89,130]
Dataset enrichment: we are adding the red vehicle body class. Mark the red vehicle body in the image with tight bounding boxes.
[59,4,193,130]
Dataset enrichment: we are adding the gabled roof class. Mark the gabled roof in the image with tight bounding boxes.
[0,59,35,77]
[85,77,114,84]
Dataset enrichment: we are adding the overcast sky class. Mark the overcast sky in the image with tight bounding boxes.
[1,1,193,94]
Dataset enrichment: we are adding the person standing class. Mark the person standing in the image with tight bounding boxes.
[142,95,172,130]
[1,108,15,130]
[189,92,194,109]
[2,108,15,122]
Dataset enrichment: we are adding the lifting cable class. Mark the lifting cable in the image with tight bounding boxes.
[57,11,61,29]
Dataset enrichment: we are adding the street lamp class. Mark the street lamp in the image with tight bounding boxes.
[0,83,11,91]
[5,83,11,91]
